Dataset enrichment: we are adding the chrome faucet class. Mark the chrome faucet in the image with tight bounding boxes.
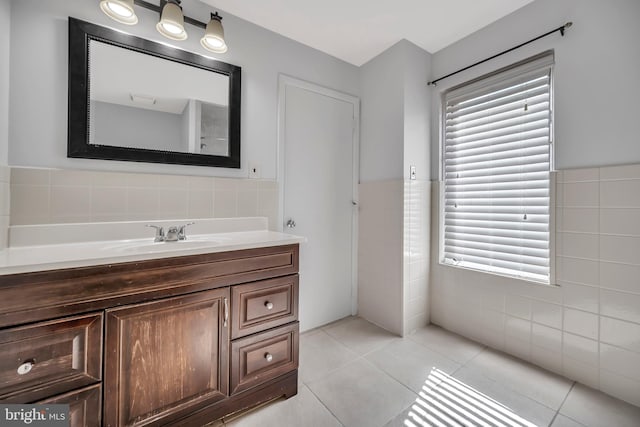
[178,222,195,240]
[165,226,180,242]
[145,225,165,242]
[146,222,194,242]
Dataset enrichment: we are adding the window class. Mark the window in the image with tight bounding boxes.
[441,52,553,283]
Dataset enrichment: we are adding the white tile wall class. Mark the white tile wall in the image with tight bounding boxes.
[358,178,431,337]
[0,165,9,249]
[403,180,430,335]
[9,167,279,229]
[430,164,640,407]
[358,180,404,335]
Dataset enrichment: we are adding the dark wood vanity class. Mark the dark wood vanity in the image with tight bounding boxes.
[0,244,300,426]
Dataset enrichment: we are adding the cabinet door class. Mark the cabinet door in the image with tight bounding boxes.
[104,288,230,427]
[39,384,102,427]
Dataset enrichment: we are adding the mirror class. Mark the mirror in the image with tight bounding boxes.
[68,17,241,168]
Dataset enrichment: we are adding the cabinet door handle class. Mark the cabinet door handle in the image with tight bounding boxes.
[264,301,274,310]
[17,360,35,375]
[264,353,273,363]
[223,297,229,327]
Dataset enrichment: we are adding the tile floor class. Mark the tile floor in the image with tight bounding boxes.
[220,317,640,427]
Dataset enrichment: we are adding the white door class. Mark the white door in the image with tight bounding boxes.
[278,76,359,332]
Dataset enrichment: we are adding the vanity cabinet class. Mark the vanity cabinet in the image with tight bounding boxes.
[0,244,300,426]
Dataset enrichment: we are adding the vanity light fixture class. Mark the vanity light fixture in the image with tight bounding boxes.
[156,0,187,41]
[200,12,227,53]
[99,0,138,25]
[99,0,228,51]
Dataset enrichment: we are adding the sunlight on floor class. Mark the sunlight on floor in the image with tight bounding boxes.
[403,368,537,427]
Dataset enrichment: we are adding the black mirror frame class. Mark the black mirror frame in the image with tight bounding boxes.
[68,17,241,168]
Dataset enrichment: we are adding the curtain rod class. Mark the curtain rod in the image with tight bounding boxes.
[427,22,572,86]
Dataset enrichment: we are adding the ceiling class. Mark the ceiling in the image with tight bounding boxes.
[201,0,536,66]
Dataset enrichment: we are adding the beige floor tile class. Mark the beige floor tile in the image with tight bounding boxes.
[384,363,553,427]
[323,316,399,356]
[307,358,416,427]
[451,365,557,426]
[299,329,359,383]
[467,348,573,410]
[366,339,460,394]
[225,385,342,427]
[559,383,640,427]
[408,324,485,364]
[551,414,587,427]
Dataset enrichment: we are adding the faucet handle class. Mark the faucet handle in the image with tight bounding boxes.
[145,224,165,242]
[178,222,195,240]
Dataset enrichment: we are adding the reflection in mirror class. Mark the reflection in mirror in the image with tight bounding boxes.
[89,40,230,156]
[68,17,241,168]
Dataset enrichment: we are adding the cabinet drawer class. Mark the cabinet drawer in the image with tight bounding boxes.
[231,275,298,339]
[39,384,102,427]
[230,323,299,394]
[0,313,102,403]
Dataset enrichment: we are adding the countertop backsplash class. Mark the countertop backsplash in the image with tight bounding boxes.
[8,167,279,230]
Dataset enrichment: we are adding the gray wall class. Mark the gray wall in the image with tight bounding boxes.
[0,0,9,165]
[359,39,431,182]
[430,0,640,178]
[402,41,431,181]
[93,101,186,152]
[7,0,360,179]
[359,41,406,182]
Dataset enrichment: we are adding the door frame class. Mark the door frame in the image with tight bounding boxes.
[276,74,360,316]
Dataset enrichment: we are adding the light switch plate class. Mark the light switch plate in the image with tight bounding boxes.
[410,165,416,180]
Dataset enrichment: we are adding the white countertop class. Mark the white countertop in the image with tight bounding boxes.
[0,218,305,276]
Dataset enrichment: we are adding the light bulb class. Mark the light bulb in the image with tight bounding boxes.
[99,0,138,25]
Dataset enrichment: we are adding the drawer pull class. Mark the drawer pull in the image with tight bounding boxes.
[264,353,273,363]
[264,301,274,310]
[224,297,229,327]
[17,360,35,375]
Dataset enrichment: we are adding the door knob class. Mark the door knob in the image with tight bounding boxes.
[286,219,296,229]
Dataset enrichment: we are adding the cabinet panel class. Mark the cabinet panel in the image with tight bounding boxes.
[0,244,298,329]
[231,275,299,339]
[104,289,230,427]
[230,323,299,395]
[39,384,102,427]
[0,313,102,403]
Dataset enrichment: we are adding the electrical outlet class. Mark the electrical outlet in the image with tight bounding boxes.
[248,163,261,179]
[410,165,417,180]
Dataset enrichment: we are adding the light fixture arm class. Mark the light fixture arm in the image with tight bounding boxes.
[133,0,207,29]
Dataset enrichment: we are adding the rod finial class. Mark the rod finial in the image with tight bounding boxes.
[560,21,572,36]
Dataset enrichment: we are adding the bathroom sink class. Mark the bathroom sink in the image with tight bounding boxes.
[106,236,232,254]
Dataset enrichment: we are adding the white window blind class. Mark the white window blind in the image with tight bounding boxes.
[442,52,553,283]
